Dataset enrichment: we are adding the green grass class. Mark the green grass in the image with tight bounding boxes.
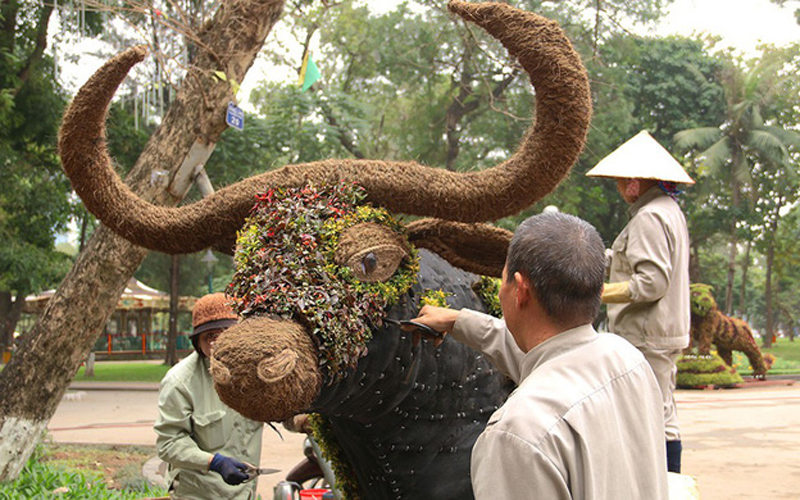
[762,338,800,362]
[74,362,171,383]
[733,338,800,376]
[2,362,171,383]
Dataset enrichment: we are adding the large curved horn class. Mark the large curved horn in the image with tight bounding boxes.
[59,1,590,255]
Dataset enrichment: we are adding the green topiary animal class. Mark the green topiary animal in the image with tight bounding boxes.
[689,284,716,317]
[676,352,743,388]
[687,284,768,379]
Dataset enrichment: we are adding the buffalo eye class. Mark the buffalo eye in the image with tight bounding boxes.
[347,246,406,283]
[361,252,378,275]
[334,222,411,283]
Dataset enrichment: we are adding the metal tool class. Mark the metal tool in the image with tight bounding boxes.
[243,463,280,483]
[383,318,444,339]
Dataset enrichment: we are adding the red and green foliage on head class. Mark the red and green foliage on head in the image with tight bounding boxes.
[228,182,419,380]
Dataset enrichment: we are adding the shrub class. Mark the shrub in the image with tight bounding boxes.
[677,352,743,388]
[0,444,167,499]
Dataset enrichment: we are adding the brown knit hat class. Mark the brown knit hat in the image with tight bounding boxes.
[191,293,238,338]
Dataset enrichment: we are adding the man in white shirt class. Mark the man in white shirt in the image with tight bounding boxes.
[411,212,668,499]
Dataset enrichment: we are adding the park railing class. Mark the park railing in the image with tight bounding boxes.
[92,332,191,356]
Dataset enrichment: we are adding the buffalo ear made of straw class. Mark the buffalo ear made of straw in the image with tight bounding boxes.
[408,220,512,278]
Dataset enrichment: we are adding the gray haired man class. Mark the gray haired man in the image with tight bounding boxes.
[411,212,668,499]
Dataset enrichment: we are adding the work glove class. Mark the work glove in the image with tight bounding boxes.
[209,453,249,485]
[602,281,632,304]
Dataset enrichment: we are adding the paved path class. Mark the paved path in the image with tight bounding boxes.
[678,382,800,499]
[50,380,799,499]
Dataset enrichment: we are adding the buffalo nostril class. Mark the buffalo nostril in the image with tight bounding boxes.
[257,349,299,384]
[210,358,232,384]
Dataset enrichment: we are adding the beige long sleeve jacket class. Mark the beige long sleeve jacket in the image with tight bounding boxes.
[608,187,691,349]
[452,310,669,500]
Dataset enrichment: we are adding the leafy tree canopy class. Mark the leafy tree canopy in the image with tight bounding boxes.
[1,4,75,297]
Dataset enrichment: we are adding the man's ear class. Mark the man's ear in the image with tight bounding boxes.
[514,272,531,308]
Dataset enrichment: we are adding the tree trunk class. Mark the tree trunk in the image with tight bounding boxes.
[763,240,775,348]
[79,211,90,252]
[84,352,95,378]
[724,166,743,316]
[444,37,518,172]
[0,0,286,480]
[776,305,795,342]
[15,3,54,90]
[0,292,13,353]
[0,228,145,478]
[724,234,738,316]
[689,240,701,283]
[165,255,180,366]
[0,292,25,354]
[737,240,751,317]
[763,217,779,349]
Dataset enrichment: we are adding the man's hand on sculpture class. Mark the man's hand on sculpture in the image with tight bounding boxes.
[602,282,632,303]
[209,453,250,485]
[407,305,459,347]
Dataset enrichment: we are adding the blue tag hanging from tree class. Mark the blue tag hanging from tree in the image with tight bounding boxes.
[226,102,244,131]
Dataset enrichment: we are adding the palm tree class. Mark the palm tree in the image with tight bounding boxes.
[674,50,800,317]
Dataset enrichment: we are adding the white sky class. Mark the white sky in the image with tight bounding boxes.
[653,0,799,53]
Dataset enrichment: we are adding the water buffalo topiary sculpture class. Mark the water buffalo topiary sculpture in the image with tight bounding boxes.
[57,2,591,498]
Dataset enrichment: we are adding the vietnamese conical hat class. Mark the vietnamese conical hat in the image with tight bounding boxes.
[585,130,695,184]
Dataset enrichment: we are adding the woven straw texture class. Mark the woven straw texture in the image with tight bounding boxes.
[408,219,512,278]
[210,317,322,422]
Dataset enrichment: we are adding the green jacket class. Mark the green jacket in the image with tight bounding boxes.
[155,352,263,499]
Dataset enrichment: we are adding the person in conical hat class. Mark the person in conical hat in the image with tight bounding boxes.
[586,130,692,474]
